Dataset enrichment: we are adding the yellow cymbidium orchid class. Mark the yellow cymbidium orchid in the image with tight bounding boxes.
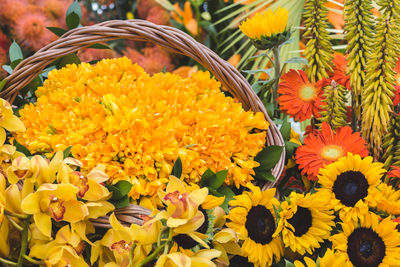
[0,98,26,133]
[58,164,111,201]
[155,249,221,267]
[31,151,64,185]
[212,228,242,265]
[21,183,88,237]
[91,213,159,266]
[158,176,208,229]
[30,225,88,267]
[7,156,39,184]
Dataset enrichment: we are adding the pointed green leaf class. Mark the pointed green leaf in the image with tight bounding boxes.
[63,146,73,158]
[255,145,284,171]
[280,120,291,141]
[47,27,67,37]
[88,43,111,50]
[0,80,6,91]
[217,186,235,213]
[113,195,130,209]
[66,0,82,29]
[13,140,31,156]
[254,170,276,182]
[57,53,81,68]
[200,168,216,187]
[172,157,182,178]
[9,41,23,62]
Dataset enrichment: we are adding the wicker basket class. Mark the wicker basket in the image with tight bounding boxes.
[0,20,285,227]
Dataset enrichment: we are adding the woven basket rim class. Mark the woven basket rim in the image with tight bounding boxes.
[1,19,285,227]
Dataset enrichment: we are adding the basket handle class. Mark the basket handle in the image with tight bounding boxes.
[0,19,285,186]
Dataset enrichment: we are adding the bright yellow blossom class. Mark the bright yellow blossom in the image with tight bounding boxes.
[16,57,268,198]
[0,98,25,133]
[21,183,88,237]
[155,249,221,267]
[239,7,291,49]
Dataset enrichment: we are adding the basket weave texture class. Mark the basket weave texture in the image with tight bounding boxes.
[1,19,285,227]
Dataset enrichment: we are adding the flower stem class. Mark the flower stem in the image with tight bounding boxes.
[0,257,17,266]
[16,216,31,267]
[135,243,166,267]
[6,215,23,231]
[272,46,281,113]
[23,255,43,265]
[4,210,28,219]
[163,228,173,254]
[129,243,137,267]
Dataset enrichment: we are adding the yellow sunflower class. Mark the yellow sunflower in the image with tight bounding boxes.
[239,7,291,49]
[318,153,385,223]
[331,212,400,266]
[226,184,283,267]
[376,183,400,215]
[294,249,346,267]
[276,191,335,255]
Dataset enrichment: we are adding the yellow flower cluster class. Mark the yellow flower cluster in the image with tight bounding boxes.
[15,57,269,198]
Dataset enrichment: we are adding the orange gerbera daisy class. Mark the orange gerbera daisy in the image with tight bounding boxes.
[278,70,324,122]
[295,122,369,180]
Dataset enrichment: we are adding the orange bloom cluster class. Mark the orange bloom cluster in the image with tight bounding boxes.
[124,46,174,75]
[0,0,86,51]
[15,57,269,198]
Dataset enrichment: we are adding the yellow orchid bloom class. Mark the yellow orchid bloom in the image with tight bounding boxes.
[21,183,88,237]
[158,176,208,229]
[30,225,88,267]
[91,213,158,266]
[31,151,64,185]
[155,249,221,267]
[0,98,26,133]
[212,228,242,265]
[7,156,39,184]
[58,164,111,201]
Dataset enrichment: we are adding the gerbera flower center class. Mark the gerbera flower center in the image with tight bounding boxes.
[320,145,344,161]
[347,228,386,267]
[245,205,276,245]
[332,171,369,206]
[287,206,312,237]
[299,85,316,102]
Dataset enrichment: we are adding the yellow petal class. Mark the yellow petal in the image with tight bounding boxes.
[63,200,88,222]
[34,213,52,237]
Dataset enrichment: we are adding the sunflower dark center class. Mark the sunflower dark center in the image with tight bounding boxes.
[347,227,386,267]
[173,207,209,249]
[287,206,312,237]
[332,171,369,207]
[245,205,275,245]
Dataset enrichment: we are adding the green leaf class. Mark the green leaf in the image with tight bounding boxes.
[0,80,6,91]
[63,146,73,158]
[66,0,82,29]
[116,181,133,196]
[2,65,12,74]
[113,195,130,209]
[57,53,81,68]
[172,157,182,178]
[285,260,296,267]
[88,43,111,50]
[200,169,228,190]
[47,27,67,37]
[14,140,31,156]
[280,120,291,141]
[255,146,284,171]
[9,41,23,62]
[265,102,274,118]
[10,59,22,70]
[283,57,308,66]
[217,186,235,213]
[254,170,276,182]
[242,68,273,76]
[285,141,300,158]
[200,168,215,187]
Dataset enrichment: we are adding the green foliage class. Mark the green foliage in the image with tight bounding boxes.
[171,157,183,178]
[303,0,333,83]
[253,145,284,182]
[66,0,82,29]
[106,181,133,208]
[382,115,400,169]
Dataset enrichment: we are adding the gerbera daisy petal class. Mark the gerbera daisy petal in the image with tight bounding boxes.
[296,122,369,178]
